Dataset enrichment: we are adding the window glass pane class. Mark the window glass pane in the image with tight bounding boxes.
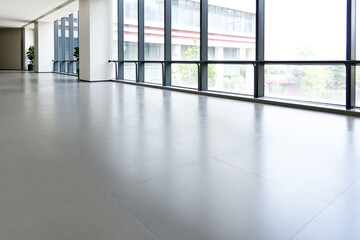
[171,0,200,60]
[207,0,255,94]
[124,63,137,80]
[73,12,79,49]
[58,20,62,60]
[208,0,255,60]
[172,63,198,88]
[145,63,162,84]
[145,0,164,84]
[356,2,360,107]
[208,64,254,95]
[112,0,118,60]
[124,0,138,80]
[208,64,253,95]
[357,0,360,59]
[265,0,346,60]
[171,0,200,88]
[265,65,346,105]
[73,12,79,74]
[65,17,69,60]
[357,67,360,107]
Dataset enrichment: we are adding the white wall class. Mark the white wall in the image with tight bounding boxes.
[23,28,35,70]
[79,0,114,81]
[35,21,54,72]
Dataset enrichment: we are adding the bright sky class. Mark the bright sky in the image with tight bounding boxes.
[265,0,347,60]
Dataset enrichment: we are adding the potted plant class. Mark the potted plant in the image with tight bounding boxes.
[74,47,79,74]
[26,46,35,71]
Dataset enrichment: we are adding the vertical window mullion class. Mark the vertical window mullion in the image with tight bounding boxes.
[54,21,59,72]
[255,0,264,98]
[118,0,124,80]
[138,0,145,82]
[61,17,66,72]
[69,14,74,74]
[346,0,356,109]
[200,0,208,91]
[164,0,171,86]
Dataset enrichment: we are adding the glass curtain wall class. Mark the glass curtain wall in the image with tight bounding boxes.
[54,11,79,75]
[114,0,359,109]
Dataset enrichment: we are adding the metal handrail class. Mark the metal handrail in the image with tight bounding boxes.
[53,60,79,74]
[108,59,360,82]
[108,59,360,64]
[53,60,78,62]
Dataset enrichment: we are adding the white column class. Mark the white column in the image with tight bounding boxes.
[79,0,114,81]
[34,22,54,72]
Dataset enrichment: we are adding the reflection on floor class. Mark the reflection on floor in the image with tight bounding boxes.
[0,71,359,240]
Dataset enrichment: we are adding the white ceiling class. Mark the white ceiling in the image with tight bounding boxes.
[0,0,78,28]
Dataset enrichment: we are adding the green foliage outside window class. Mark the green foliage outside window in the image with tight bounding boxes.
[265,65,346,101]
[175,39,216,87]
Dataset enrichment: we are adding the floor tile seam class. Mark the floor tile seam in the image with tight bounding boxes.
[133,161,204,186]
[106,192,161,240]
[39,125,135,146]
[50,147,114,197]
[120,127,199,153]
[139,130,264,159]
[288,204,330,240]
[1,93,24,113]
[329,204,360,218]
[331,176,360,200]
[328,177,360,211]
[209,156,331,205]
[210,137,263,157]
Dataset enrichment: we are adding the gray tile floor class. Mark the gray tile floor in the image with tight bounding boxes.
[0,71,360,240]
